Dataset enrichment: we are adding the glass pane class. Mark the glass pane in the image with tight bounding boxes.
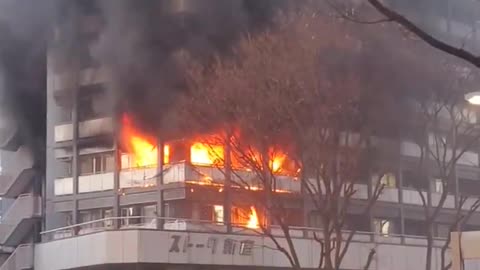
[79,156,93,175]
[213,205,224,223]
[93,155,102,173]
[105,154,115,172]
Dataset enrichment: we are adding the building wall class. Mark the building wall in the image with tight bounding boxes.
[34,229,467,270]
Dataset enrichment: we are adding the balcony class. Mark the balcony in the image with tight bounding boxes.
[163,162,301,193]
[0,194,41,246]
[54,173,114,196]
[116,162,301,192]
[0,147,35,198]
[50,67,110,93]
[54,117,113,143]
[0,244,33,270]
[35,219,448,270]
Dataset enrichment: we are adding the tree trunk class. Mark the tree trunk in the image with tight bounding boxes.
[323,221,334,270]
[426,225,434,270]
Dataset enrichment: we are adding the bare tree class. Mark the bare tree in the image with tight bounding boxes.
[177,7,442,270]
[404,65,480,270]
[324,0,480,68]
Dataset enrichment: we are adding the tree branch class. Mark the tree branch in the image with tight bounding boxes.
[367,0,480,68]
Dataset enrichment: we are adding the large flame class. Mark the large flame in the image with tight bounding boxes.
[190,142,224,166]
[121,115,169,167]
[121,115,290,173]
[269,150,287,173]
[246,206,259,229]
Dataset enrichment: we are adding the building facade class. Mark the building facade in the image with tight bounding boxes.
[2,0,480,270]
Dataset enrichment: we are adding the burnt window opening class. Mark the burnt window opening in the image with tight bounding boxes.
[402,170,428,190]
[404,219,427,236]
[78,85,109,121]
[459,178,480,196]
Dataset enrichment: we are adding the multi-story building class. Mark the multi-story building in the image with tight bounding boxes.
[2,1,480,270]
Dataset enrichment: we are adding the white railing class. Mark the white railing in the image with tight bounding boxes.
[54,117,113,142]
[40,216,446,249]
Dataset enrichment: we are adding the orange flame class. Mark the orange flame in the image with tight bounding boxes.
[269,151,287,173]
[121,115,168,167]
[190,142,224,166]
[246,206,259,229]
[121,116,291,173]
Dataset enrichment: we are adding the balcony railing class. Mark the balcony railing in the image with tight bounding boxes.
[40,215,447,249]
[0,244,33,270]
[54,117,113,143]
[50,67,110,93]
[54,172,114,196]
[0,146,35,198]
[163,162,301,193]
[0,194,41,246]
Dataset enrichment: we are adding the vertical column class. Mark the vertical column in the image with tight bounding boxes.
[223,133,232,232]
[112,118,121,229]
[261,144,272,231]
[367,168,374,242]
[156,138,165,229]
[398,161,406,244]
[454,166,460,209]
[71,87,79,231]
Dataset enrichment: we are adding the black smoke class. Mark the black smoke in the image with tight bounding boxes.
[0,0,290,162]
[0,0,53,166]
[94,0,290,136]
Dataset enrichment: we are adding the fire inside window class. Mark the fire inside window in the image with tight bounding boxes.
[212,205,259,229]
[120,113,297,174]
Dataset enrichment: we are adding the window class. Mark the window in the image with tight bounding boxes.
[346,214,370,232]
[374,219,393,236]
[404,219,427,236]
[78,87,108,121]
[103,209,113,228]
[307,211,322,228]
[121,153,131,169]
[379,173,397,188]
[63,212,73,226]
[121,206,141,226]
[78,208,112,229]
[142,205,157,228]
[79,156,93,175]
[433,178,443,193]
[436,223,450,237]
[459,178,480,196]
[402,170,428,190]
[121,204,156,227]
[79,153,114,175]
[213,205,224,224]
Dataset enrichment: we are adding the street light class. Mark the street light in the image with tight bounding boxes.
[465,91,480,105]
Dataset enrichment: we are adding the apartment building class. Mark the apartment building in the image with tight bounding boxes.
[1,0,480,270]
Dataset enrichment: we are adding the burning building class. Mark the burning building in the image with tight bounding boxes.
[0,0,480,270]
